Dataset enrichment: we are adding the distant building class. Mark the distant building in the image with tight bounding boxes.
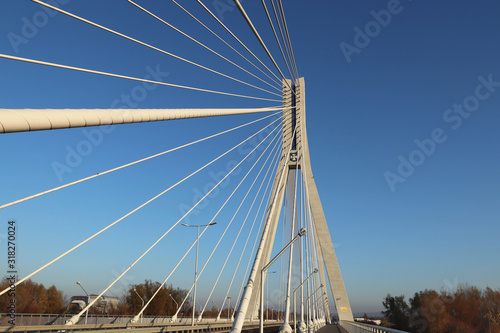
[69,295,120,313]
[354,317,382,325]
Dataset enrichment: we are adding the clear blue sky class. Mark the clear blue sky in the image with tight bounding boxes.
[1,0,500,315]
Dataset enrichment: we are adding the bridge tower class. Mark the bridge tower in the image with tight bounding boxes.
[231,78,353,333]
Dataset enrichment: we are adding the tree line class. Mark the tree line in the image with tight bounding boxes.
[0,278,66,314]
[381,284,500,333]
[0,277,226,317]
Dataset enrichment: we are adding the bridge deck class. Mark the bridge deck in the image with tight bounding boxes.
[316,324,349,333]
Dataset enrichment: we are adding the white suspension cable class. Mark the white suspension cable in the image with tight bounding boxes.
[29,0,280,97]
[297,105,318,326]
[299,171,306,322]
[132,219,208,323]
[128,0,281,95]
[270,0,295,82]
[173,280,196,320]
[302,165,321,282]
[231,125,297,333]
[195,0,282,85]
[0,54,280,102]
[305,189,321,322]
[172,125,281,320]
[232,0,291,92]
[182,126,281,304]
[66,118,282,325]
[171,0,282,89]
[224,145,281,317]
[278,180,286,317]
[260,0,294,81]
[305,210,312,325]
[233,145,281,313]
[0,112,281,210]
[199,134,282,319]
[281,155,301,326]
[0,116,282,298]
[277,0,299,79]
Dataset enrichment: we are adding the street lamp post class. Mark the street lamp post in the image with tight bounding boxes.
[260,228,306,333]
[76,281,89,325]
[133,288,145,323]
[182,222,217,327]
[227,297,231,321]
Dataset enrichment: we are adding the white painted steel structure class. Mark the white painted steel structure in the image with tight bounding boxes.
[0,78,354,330]
[232,78,354,333]
[1,1,354,332]
[0,108,285,133]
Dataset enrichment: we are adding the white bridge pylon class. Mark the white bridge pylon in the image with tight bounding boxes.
[231,78,353,333]
[0,78,353,328]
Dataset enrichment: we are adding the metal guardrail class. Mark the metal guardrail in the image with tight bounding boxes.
[0,314,238,326]
[0,322,235,333]
[339,321,410,333]
[0,314,281,333]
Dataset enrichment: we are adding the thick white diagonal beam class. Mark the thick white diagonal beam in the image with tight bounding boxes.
[295,78,353,322]
[0,107,283,133]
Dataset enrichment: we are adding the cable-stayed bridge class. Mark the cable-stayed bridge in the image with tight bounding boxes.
[0,1,405,333]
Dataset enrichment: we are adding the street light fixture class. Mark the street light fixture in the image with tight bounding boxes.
[133,288,145,323]
[182,222,217,327]
[216,297,228,322]
[76,281,89,325]
[170,294,179,311]
[227,297,232,321]
[169,294,180,322]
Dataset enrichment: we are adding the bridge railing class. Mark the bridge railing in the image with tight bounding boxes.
[339,321,410,333]
[0,313,235,326]
[0,322,239,333]
[0,316,277,333]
